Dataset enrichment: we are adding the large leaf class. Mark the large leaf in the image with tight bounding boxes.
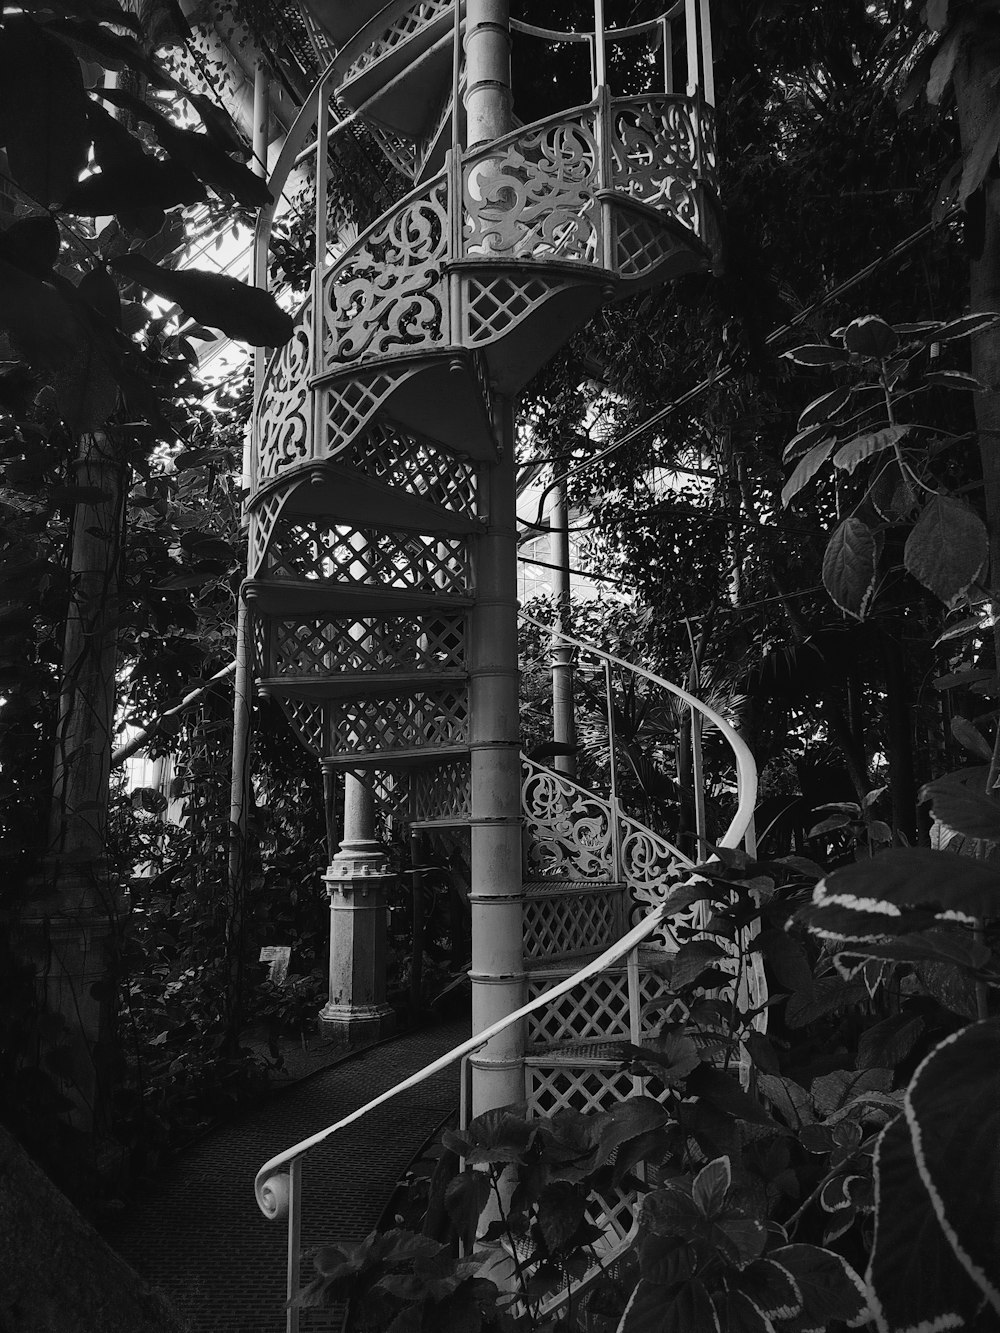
[0,257,82,368]
[960,103,1000,206]
[905,1019,1000,1313]
[781,345,849,367]
[868,1114,986,1332]
[797,386,852,431]
[832,425,906,475]
[822,517,877,619]
[110,254,294,347]
[920,776,1000,842]
[96,86,269,207]
[0,216,61,278]
[61,155,206,214]
[843,316,899,359]
[781,437,836,506]
[686,1065,778,1127]
[857,1014,925,1070]
[537,1180,587,1252]
[801,847,1000,925]
[0,17,91,206]
[931,311,1000,343]
[769,1245,868,1327]
[904,494,987,606]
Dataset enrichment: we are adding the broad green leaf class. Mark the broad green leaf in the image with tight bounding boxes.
[931,311,1000,343]
[805,847,1000,924]
[642,1184,701,1239]
[833,425,906,475]
[926,21,962,103]
[925,369,985,390]
[844,316,898,359]
[537,1180,586,1252]
[0,17,91,206]
[0,216,61,278]
[914,960,981,1019]
[904,495,987,607]
[770,1245,868,1327]
[926,0,949,31]
[61,157,206,215]
[687,1065,778,1127]
[857,1014,926,1070]
[672,939,728,989]
[811,1067,892,1116]
[781,437,836,507]
[949,715,994,761]
[443,1170,490,1245]
[785,977,868,1028]
[734,1257,803,1321]
[868,1114,984,1332]
[959,103,1000,206]
[783,421,834,464]
[905,1019,1000,1313]
[781,345,849,367]
[592,1096,670,1167]
[935,616,988,647]
[822,517,877,619]
[711,1290,772,1333]
[110,254,294,347]
[692,1156,731,1218]
[0,257,82,369]
[921,776,1000,841]
[797,386,852,432]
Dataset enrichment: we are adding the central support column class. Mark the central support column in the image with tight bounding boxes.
[464,0,512,148]
[469,397,524,1116]
[319,773,396,1044]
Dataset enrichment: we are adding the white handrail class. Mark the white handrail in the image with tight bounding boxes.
[519,612,757,853]
[254,898,677,1216]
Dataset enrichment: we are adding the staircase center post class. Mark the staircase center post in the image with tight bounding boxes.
[464,0,512,149]
[551,477,576,780]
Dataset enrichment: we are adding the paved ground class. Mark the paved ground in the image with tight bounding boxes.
[104,1018,469,1333]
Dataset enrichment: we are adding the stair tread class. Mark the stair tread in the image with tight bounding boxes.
[525,1038,640,1066]
[268,467,480,535]
[258,670,467,702]
[526,944,674,979]
[522,879,625,894]
[245,579,474,616]
[322,744,469,769]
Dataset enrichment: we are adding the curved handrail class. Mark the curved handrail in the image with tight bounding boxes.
[254,897,677,1216]
[511,4,684,44]
[519,611,757,853]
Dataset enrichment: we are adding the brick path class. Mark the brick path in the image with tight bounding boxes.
[104,1018,469,1333]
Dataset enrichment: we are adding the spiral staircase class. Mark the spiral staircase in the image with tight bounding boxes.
[247,1,759,1320]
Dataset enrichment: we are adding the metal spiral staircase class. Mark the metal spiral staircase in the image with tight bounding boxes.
[246,1,758,1323]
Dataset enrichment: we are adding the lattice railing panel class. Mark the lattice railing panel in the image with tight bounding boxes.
[248,491,286,577]
[465,274,567,345]
[329,686,468,753]
[266,521,472,595]
[409,758,471,823]
[344,0,453,82]
[464,111,600,262]
[256,311,313,486]
[282,697,326,758]
[522,886,620,962]
[323,174,450,363]
[526,1062,638,1118]
[527,971,631,1048]
[361,122,418,180]
[614,207,683,281]
[522,763,615,880]
[322,370,401,458]
[609,97,701,235]
[268,613,466,676]
[338,423,479,519]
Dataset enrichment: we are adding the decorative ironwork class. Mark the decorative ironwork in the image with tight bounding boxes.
[339,423,479,520]
[465,273,573,346]
[614,204,684,282]
[267,613,466,676]
[256,311,313,485]
[526,1060,638,1118]
[464,112,600,262]
[522,883,622,962]
[266,521,472,596]
[410,758,471,823]
[522,762,614,881]
[321,369,402,457]
[609,97,700,234]
[621,815,700,946]
[329,686,468,754]
[282,697,326,757]
[323,175,450,362]
[343,0,454,84]
[247,491,286,578]
[526,961,674,1049]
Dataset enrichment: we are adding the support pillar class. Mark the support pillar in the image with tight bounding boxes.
[469,396,524,1116]
[318,773,396,1044]
[25,431,126,1131]
[550,478,576,780]
[464,0,512,148]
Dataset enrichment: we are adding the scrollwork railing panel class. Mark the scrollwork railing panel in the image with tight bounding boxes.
[609,96,701,235]
[255,307,313,487]
[464,110,601,263]
[522,761,614,881]
[323,174,450,364]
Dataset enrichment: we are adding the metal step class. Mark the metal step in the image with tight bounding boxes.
[273,465,480,535]
[257,669,467,703]
[244,580,474,617]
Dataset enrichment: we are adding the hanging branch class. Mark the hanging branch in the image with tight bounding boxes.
[111,660,236,767]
